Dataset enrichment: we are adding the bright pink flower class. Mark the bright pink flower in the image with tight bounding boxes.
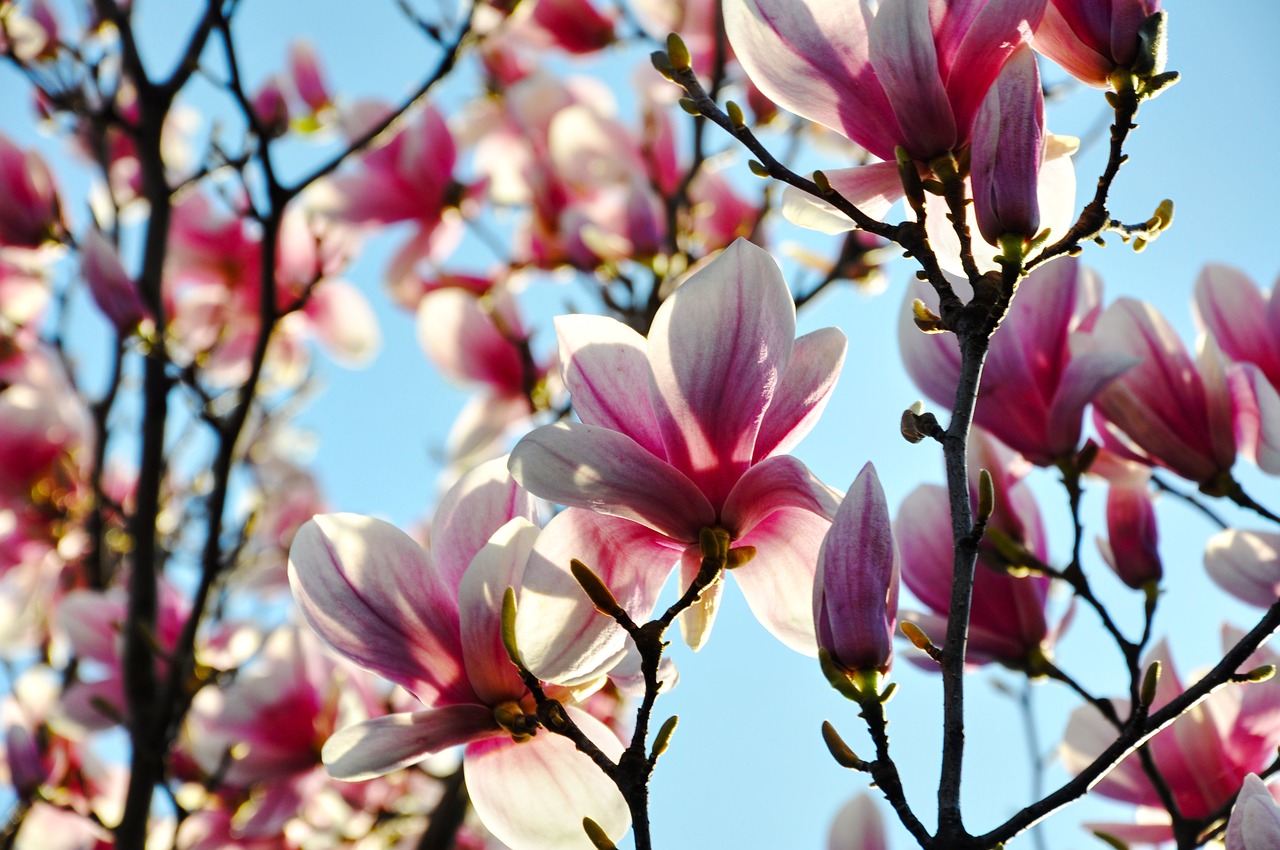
[815,463,900,679]
[56,580,190,731]
[1063,636,1280,841]
[1086,297,1237,485]
[901,257,1135,465]
[1097,480,1162,589]
[0,133,63,249]
[164,193,379,386]
[417,280,546,468]
[509,239,846,682]
[969,45,1044,245]
[79,228,149,332]
[897,429,1063,668]
[288,41,332,114]
[288,458,629,850]
[1194,264,1280,475]
[1205,528,1280,609]
[1034,0,1162,87]
[1227,774,1280,850]
[323,103,462,285]
[524,0,616,54]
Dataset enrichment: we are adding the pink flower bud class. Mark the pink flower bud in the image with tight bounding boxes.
[4,723,44,796]
[1096,481,1162,589]
[251,77,291,138]
[0,133,63,248]
[79,228,148,332]
[970,45,1045,247]
[815,463,899,678]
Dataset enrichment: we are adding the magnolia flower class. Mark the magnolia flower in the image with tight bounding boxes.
[1063,636,1280,843]
[1226,774,1280,850]
[1204,528,1280,608]
[900,256,1136,466]
[815,463,899,682]
[1086,297,1237,486]
[725,0,1073,259]
[1194,264,1280,475]
[509,239,845,683]
[288,458,629,850]
[1034,0,1163,87]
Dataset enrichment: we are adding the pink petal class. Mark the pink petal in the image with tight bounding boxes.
[465,707,628,850]
[1043,349,1139,459]
[897,278,963,409]
[508,422,714,540]
[869,0,956,158]
[942,0,1045,139]
[724,0,901,159]
[1227,775,1280,850]
[417,287,525,392]
[322,707,501,781]
[1232,364,1280,476]
[1060,698,1160,808]
[780,162,906,233]
[303,280,381,367]
[460,518,541,706]
[828,792,888,850]
[431,456,537,595]
[555,314,665,456]
[732,507,833,655]
[721,454,841,536]
[754,328,848,461]
[1205,528,1280,608]
[514,509,683,685]
[288,514,474,705]
[647,239,795,509]
[1032,2,1112,86]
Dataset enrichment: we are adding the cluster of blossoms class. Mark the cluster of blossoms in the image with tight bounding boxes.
[2,0,1279,849]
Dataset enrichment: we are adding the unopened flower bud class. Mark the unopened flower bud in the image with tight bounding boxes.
[1141,659,1162,708]
[583,817,618,850]
[651,715,678,760]
[821,721,866,770]
[665,32,691,72]
[570,559,627,620]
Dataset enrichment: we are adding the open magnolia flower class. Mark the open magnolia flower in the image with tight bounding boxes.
[288,458,628,850]
[509,239,845,685]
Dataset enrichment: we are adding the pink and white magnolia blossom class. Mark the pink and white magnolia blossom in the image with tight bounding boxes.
[815,463,900,680]
[900,257,1135,466]
[1226,774,1280,850]
[1193,264,1280,475]
[1204,527,1280,609]
[1063,635,1280,843]
[164,193,379,387]
[725,0,1076,258]
[288,458,629,850]
[1034,0,1162,87]
[55,579,190,731]
[1085,297,1238,486]
[509,239,845,684]
[897,429,1065,668]
[417,277,549,469]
